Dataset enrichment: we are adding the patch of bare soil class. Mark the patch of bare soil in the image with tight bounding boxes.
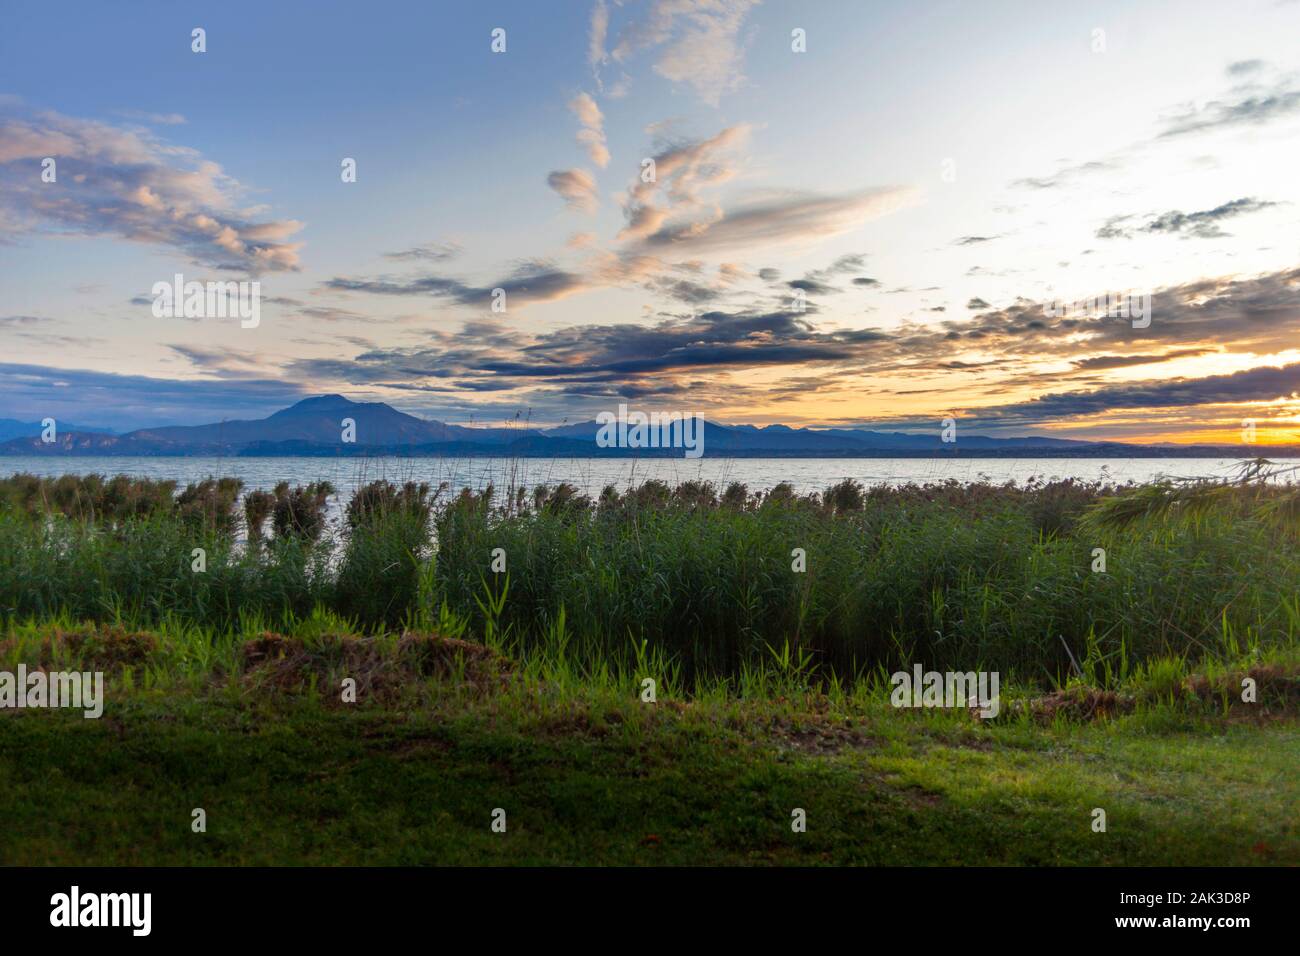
[239,630,514,702]
[764,715,879,755]
[1019,662,1299,723]
[3,624,160,671]
[1021,687,1136,724]
[1176,663,1300,709]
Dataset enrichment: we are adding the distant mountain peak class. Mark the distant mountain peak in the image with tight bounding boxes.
[284,394,358,411]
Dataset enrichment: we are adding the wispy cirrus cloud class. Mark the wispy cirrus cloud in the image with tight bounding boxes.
[113,109,187,126]
[1012,63,1300,194]
[382,240,461,263]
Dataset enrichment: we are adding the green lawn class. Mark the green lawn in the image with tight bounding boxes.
[2,681,1295,865]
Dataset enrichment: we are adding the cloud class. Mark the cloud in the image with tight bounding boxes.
[966,297,990,310]
[115,110,187,126]
[569,92,610,168]
[547,168,599,213]
[647,274,725,303]
[787,277,838,295]
[293,306,372,323]
[0,105,302,273]
[22,265,1300,432]
[289,307,883,400]
[588,0,609,74]
[291,267,1300,420]
[619,124,752,240]
[961,362,1300,428]
[953,235,999,246]
[0,361,309,430]
[925,267,1300,363]
[326,261,592,310]
[1159,83,1300,138]
[1226,59,1266,76]
[1070,349,1213,370]
[1013,72,1300,194]
[1097,197,1278,240]
[383,241,461,262]
[1012,160,1120,191]
[638,187,915,255]
[610,0,760,106]
[785,253,869,295]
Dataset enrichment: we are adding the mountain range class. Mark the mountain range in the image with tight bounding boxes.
[0,395,1292,458]
[0,418,116,442]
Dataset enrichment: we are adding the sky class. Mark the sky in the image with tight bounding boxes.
[2,0,1300,442]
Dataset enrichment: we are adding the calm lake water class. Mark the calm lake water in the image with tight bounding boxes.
[0,455,1261,498]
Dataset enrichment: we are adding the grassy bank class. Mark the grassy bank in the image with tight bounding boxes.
[1,467,1297,865]
[0,618,1297,865]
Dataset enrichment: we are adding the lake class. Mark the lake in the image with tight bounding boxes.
[0,455,1263,498]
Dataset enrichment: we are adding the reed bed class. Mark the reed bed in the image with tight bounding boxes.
[1,467,1297,687]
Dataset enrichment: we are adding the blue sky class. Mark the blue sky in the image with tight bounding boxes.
[3,0,1300,441]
